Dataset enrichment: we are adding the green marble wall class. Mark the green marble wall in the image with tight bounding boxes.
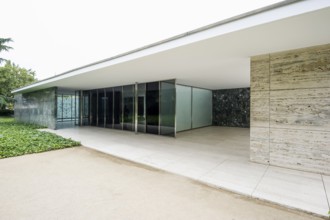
[14,88,56,129]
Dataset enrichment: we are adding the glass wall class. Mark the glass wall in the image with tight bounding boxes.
[98,89,105,127]
[56,88,80,129]
[137,84,146,133]
[113,86,122,130]
[160,80,175,136]
[176,85,192,132]
[123,85,135,131]
[82,91,90,125]
[105,88,113,128]
[90,90,97,126]
[57,95,62,120]
[192,88,212,128]
[73,79,212,137]
[175,85,212,132]
[146,82,159,134]
[75,91,80,126]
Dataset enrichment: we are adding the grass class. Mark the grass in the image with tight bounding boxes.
[0,117,80,159]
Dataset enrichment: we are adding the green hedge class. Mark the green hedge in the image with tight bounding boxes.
[0,110,14,116]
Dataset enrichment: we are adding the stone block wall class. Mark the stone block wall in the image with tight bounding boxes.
[213,88,250,127]
[14,88,56,129]
[250,44,330,174]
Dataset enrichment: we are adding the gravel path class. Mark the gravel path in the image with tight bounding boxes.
[0,147,323,220]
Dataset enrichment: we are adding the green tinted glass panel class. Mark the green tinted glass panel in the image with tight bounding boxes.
[176,85,192,132]
[192,88,212,128]
[160,80,175,136]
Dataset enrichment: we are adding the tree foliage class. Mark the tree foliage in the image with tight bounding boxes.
[0,38,13,64]
[0,61,37,110]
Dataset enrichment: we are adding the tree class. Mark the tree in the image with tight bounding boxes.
[0,61,37,110]
[0,38,13,64]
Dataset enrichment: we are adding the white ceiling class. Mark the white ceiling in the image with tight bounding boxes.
[14,2,330,93]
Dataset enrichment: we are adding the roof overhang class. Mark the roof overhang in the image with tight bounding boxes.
[13,0,330,93]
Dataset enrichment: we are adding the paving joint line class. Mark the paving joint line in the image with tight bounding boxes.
[251,164,269,197]
[196,158,229,180]
[321,175,330,210]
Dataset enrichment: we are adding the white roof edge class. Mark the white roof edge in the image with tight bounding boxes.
[13,0,330,94]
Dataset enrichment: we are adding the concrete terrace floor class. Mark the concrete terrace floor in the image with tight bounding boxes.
[45,126,330,217]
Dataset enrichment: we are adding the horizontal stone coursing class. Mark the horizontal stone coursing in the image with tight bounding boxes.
[250,91,269,128]
[251,55,270,91]
[270,128,330,174]
[270,45,330,90]
[250,43,330,174]
[270,88,330,131]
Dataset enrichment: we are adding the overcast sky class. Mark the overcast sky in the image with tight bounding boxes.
[1,0,282,80]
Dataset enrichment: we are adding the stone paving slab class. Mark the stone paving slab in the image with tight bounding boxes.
[44,126,330,217]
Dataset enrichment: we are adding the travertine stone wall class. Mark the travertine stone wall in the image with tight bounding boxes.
[14,88,56,129]
[250,44,330,174]
[250,54,270,164]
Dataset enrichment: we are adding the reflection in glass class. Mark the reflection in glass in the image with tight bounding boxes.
[105,88,113,128]
[77,82,215,135]
[56,89,80,129]
[160,80,175,136]
[63,95,72,119]
[90,90,97,126]
[113,86,122,129]
[57,96,63,120]
[98,89,105,127]
[82,91,90,125]
[137,83,146,133]
[146,82,159,134]
[75,91,80,126]
[123,85,134,131]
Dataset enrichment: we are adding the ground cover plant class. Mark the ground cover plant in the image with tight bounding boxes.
[0,117,80,158]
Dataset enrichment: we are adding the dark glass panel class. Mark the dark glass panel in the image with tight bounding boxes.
[105,88,113,128]
[82,91,90,125]
[137,83,146,133]
[160,80,175,136]
[113,86,122,130]
[98,89,105,127]
[90,90,97,126]
[146,82,159,134]
[123,85,134,131]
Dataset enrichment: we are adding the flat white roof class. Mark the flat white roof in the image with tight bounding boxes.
[13,0,330,93]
